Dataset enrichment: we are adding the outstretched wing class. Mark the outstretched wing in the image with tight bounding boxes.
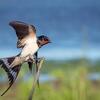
[9,21,36,48]
[0,56,21,96]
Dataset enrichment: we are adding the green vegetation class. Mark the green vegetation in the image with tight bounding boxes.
[0,59,100,100]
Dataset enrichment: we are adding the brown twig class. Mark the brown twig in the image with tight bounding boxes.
[28,57,45,100]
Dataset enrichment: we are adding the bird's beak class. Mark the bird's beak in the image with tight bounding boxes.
[47,37,51,43]
[48,40,51,43]
[9,21,14,26]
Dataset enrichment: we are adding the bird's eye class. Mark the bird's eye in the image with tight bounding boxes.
[44,38,48,41]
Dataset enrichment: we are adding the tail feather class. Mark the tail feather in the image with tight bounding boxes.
[0,56,21,96]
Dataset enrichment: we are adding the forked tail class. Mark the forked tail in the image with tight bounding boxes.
[0,56,21,96]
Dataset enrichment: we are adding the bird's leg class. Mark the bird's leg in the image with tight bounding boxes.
[27,55,35,63]
[27,55,41,63]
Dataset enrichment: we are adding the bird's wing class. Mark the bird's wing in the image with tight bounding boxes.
[0,56,21,96]
[9,21,36,48]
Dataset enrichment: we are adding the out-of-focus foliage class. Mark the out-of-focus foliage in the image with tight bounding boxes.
[0,59,100,100]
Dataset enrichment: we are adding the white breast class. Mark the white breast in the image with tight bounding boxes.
[20,37,39,57]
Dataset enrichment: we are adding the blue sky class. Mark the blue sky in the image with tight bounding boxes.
[0,0,100,60]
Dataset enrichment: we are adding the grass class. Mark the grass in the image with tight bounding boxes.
[0,58,100,100]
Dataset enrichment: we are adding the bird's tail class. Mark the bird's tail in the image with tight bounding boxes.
[0,56,21,96]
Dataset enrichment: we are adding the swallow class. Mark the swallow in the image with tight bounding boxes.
[9,21,38,67]
[0,21,50,96]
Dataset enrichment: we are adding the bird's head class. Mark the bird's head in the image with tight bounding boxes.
[37,35,51,47]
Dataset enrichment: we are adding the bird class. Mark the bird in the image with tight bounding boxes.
[9,21,50,71]
[9,21,38,68]
[0,21,51,96]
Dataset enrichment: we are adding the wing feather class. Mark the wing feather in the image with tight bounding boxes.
[0,56,21,96]
[9,21,36,48]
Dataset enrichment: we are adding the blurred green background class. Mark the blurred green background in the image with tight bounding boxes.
[1,59,100,100]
